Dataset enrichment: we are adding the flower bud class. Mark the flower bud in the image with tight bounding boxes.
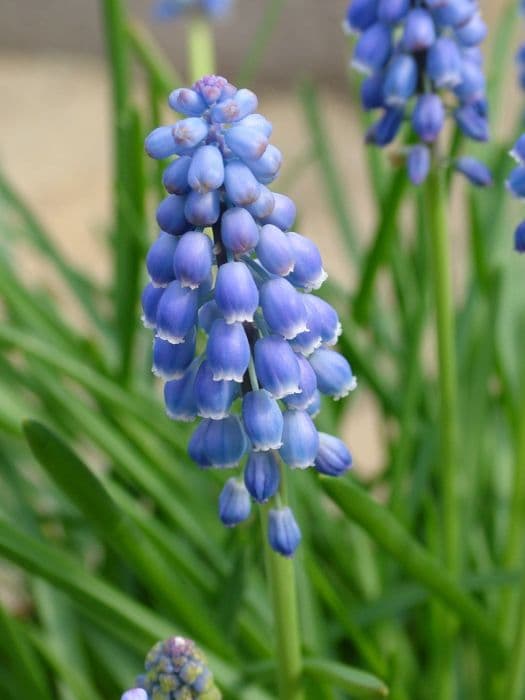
[164,361,199,422]
[514,221,525,253]
[402,9,435,51]
[194,361,238,419]
[245,185,275,219]
[309,348,357,400]
[286,232,327,290]
[203,416,248,468]
[383,54,418,107]
[153,329,196,379]
[366,108,404,146]
[256,224,295,276]
[377,0,409,24]
[225,126,269,161]
[412,94,445,143]
[121,690,148,700]
[221,207,259,254]
[314,433,352,476]
[279,409,319,469]
[260,192,297,230]
[344,0,378,34]
[168,87,207,116]
[145,125,177,159]
[173,231,213,288]
[156,194,189,236]
[210,88,258,123]
[260,278,308,339]
[242,389,284,450]
[407,145,431,186]
[219,479,251,526]
[254,335,301,399]
[224,160,260,205]
[352,23,392,75]
[163,155,191,195]
[215,261,259,323]
[141,283,164,329]
[172,117,209,154]
[156,280,199,344]
[184,190,221,226]
[244,451,280,502]
[206,319,250,382]
[188,145,225,193]
[283,354,317,410]
[455,104,489,142]
[426,37,462,88]
[243,144,282,184]
[361,72,385,111]
[454,157,492,187]
[268,507,301,557]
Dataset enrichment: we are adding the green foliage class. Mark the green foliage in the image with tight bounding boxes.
[0,1,524,699]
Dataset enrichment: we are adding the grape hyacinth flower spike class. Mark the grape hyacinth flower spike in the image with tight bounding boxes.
[344,0,491,185]
[508,134,525,253]
[143,75,355,556]
[153,0,232,21]
[121,636,221,699]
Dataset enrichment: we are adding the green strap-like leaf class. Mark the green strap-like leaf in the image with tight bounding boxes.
[303,658,388,698]
[322,478,505,659]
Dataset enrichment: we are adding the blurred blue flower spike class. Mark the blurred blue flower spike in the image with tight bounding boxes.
[142,75,355,556]
[345,0,491,185]
[153,0,232,21]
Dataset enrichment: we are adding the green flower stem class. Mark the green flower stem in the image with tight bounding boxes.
[424,163,459,574]
[188,17,216,84]
[261,487,304,700]
[127,20,182,92]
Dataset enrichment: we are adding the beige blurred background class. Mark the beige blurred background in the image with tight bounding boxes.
[0,0,518,477]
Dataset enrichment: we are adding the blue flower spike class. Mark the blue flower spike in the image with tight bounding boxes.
[143,75,355,555]
[345,0,491,185]
[121,636,222,699]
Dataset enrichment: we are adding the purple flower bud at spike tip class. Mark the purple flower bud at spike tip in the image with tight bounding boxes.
[514,221,525,253]
[268,507,301,557]
[187,145,225,193]
[219,479,251,526]
[309,347,357,400]
[224,160,260,205]
[156,280,199,344]
[184,189,221,226]
[145,125,178,159]
[244,451,280,503]
[314,433,352,476]
[225,126,269,161]
[243,145,283,185]
[211,89,258,123]
[198,299,222,333]
[194,361,238,419]
[279,409,319,469]
[510,135,525,164]
[153,329,196,379]
[172,117,209,154]
[146,232,178,287]
[121,690,148,700]
[206,319,250,382]
[377,0,409,24]
[221,207,259,255]
[455,13,487,47]
[172,231,213,289]
[402,9,435,51]
[426,37,462,88]
[286,232,327,291]
[383,54,418,107]
[242,389,284,451]
[366,108,404,147]
[260,278,308,340]
[254,335,301,399]
[455,105,489,142]
[407,145,431,186]
[454,157,492,187]
[215,261,259,323]
[283,354,317,410]
[203,416,248,468]
[162,156,191,195]
[507,167,525,199]
[352,23,392,75]
[156,194,189,236]
[164,361,199,422]
[141,283,164,329]
[168,87,207,116]
[246,185,275,219]
[260,193,297,231]
[361,72,385,111]
[256,224,295,276]
[344,0,378,34]
[193,74,231,105]
[412,94,445,143]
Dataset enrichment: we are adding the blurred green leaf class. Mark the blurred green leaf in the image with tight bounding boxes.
[303,658,389,698]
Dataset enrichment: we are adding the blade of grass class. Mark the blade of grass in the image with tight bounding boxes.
[303,659,388,699]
